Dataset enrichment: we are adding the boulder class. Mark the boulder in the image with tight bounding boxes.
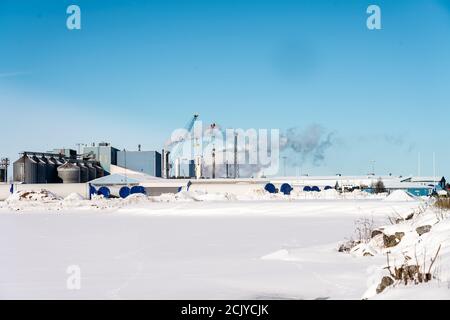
[371,230,383,238]
[383,232,405,248]
[416,225,432,236]
[376,276,394,294]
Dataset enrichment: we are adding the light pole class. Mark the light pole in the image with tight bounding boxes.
[370,160,376,175]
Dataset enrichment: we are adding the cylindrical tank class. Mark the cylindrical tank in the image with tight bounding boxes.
[0,168,5,183]
[77,162,89,183]
[47,157,59,183]
[85,162,97,181]
[57,162,80,184]
[13,155,38,183]
[94,164,104,178]
[54,157,65,183]
[32,155,47,183]
[39,156,53,183]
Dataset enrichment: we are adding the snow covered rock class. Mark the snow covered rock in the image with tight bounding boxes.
[383,232,405,248]
[7,189,61,202]
[415,225,432,236]
[376,276,394,294]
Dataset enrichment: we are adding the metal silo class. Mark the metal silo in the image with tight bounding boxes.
[13,154,38,183]
[0,168,5,183]
[85,162,97,181]
[94,163,104,177]
[53,157,65,183]
[77,162,89,183]
[57,162,80,183]
[46,157,59,183]
[32,155,47,183]
[39,155,53,183]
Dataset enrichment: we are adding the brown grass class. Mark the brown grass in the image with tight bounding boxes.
[435,197,450,210]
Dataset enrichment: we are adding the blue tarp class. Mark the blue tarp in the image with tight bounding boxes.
[265,183,277,194]
[119,186,131,198]
[280,183,293,195]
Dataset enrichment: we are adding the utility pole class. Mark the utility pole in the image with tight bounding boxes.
[418,152,421,177]
[370,160,376,175]
[433,152,436,185]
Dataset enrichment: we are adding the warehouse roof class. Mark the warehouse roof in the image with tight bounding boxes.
[89,174,140,186]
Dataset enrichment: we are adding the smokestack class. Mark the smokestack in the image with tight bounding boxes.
[212,147,216,179]
[226,161,229,178]
[175,158,181,178]
[195,156,202,180]
[162,149,170,178]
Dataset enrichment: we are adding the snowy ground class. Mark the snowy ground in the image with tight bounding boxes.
[0,190,448,300]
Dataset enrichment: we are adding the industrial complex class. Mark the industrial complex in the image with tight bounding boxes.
[0,114,448,200]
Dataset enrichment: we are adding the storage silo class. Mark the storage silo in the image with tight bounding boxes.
[86,162,97,181]
[57,162,80,183]
[13,154,38,183]
[32,155,47,183]
[94,164,104,177]
[39,156,52,183]
[53,157,65,183]
[47,157,60,183]
[0,168,5,183]
[77,162,89,183]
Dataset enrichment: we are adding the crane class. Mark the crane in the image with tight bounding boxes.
[166,114,199,177]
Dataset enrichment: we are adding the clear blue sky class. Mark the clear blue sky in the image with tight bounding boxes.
[1,0,449,177]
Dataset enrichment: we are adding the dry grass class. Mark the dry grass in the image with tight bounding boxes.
[435,197,450,210]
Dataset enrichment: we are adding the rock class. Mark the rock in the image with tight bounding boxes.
[416,225,432,236]
[395,232,405,240]
[363,252,374,257]
[376,276,394,294]
[383,232,404,248]
[405,213,414,220]
[371,230,383,238]
[338,240,359,253]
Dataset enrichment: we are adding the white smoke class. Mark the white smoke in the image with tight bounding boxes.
[280,124,335,166]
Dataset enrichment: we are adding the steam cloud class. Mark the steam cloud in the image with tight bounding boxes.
[281,124,335,166]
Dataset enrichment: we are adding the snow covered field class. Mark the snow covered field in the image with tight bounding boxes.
[0,190,448,300]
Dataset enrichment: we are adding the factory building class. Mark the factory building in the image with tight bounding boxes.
[49,149,77,159]
[83,142,118,174]
[12,151,104,184]
[173,159,195,178]
[117,150,162,177]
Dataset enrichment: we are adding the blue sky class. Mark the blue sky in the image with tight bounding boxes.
[0,0,449,177]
